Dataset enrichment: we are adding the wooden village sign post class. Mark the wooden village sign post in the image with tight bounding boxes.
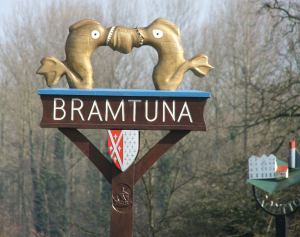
[37,18,213,236]
[38,89,210,236]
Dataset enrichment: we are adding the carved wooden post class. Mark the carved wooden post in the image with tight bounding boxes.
[110,166,135,237]
[37,16,213,236]
[38,88,209,237]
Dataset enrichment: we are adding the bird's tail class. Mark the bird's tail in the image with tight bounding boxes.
[36,57,66,87]
[188,54,213,77]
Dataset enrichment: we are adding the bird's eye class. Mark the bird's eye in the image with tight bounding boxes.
[91,30,100,39]
[152,29,163,39]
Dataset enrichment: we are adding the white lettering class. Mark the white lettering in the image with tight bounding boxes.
[177,102,193,123]
[105,100,125,121]
[53,98,66,120]
[162,100,176,122]
[71,98,85,121]
[128,99,141,122]
[87,101,103,121]
[145,100,158,122]
[52,98,196,125]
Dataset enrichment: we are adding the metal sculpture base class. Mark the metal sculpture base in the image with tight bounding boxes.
[59,128,189,237]
[275,215,288,237]
[251,186,295,237]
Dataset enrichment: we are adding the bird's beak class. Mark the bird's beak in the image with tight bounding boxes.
[107,26,147,54]
[133,27,147,47]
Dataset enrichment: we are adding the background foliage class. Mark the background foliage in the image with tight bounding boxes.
[0,0,300,236]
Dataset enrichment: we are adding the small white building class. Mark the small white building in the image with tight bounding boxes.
[248,154,288,180]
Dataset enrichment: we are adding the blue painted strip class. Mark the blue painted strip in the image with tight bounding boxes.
[37,88,211,98]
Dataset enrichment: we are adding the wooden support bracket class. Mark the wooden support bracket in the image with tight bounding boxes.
[59,128,190,237]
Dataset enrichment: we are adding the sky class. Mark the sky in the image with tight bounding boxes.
[0,0,50,21]
[0,0,15,19]
[0,0,214,39]
[0,0,213,22]
[0,0,23,38]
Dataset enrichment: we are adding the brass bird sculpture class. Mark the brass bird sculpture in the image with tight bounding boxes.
[37,19,108,89]
[37,18,212,90]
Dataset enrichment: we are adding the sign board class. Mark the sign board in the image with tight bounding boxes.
[38,88,210,131]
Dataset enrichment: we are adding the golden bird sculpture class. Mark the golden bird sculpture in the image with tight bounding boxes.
[37,19,108,89]
[37,18,213,90]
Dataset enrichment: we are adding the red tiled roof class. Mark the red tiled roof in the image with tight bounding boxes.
[276,166,288,172]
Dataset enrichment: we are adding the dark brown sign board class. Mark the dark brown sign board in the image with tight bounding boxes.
[38,88,210,130]
[38,88,210,237]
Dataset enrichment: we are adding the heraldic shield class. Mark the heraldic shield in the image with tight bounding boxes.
[108,130,139,172]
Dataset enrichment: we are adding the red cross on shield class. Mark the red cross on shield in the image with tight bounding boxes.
[108,130,139,172]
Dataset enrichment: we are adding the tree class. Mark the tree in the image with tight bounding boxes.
[2,0,300,236]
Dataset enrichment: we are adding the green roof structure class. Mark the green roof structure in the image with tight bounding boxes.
[247,160,300,194]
